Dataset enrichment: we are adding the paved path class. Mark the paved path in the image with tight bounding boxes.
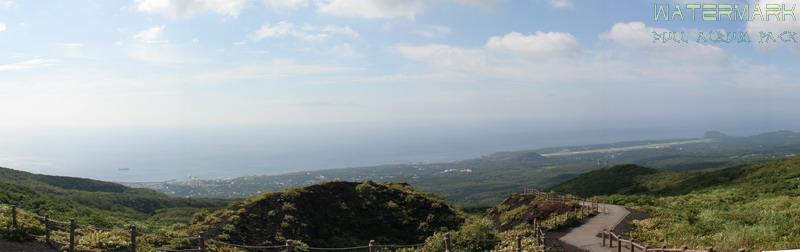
[559,203,630,252]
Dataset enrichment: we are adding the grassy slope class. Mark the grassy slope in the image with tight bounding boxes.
[552,158,800,250]
[0,166,228,228]
[550,164,661,197]
[191,181,465,247]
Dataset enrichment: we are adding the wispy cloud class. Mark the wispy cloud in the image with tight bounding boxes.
[133,0,249,19]
[0,58,57,72]
[252,21,358,41]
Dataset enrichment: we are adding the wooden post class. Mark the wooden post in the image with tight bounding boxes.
[681,245,688,252]
[609,231,614,248]
[286,240,293,252]
[369,240,375,252]
[630,239,635,252]
[515,235,522,252]
[444,233,452,252]
[130,224,137,252]
[602,229,606,246]
[11,205,17,228]
[44,215,50,245]
[708,247,714,252]
[69,219,76,252]
[617,237,622,252]
[198,233,205,252]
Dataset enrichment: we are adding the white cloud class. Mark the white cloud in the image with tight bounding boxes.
[320,25,359,37]
[254,21,327,41]
[263,0,309,11]
[127,26,205,65]
[451,0,499,10]
[133,25,167,44]
[744,0,800,50]
[59,43,90,59]
[253,21,358,41]
[396,44,485,72]
[0,0,14,8]
[133,0,249,18]
[316,0,426,19]
[193,59,351,83]
[548,0,572,8]
[486,31,580,56]
[0,58,57,72]
[393,24,779,88]
[414,25,452,38]
[0,22,6,32]
[600,22,727,65]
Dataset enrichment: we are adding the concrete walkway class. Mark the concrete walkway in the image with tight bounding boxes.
[559,203,630,252]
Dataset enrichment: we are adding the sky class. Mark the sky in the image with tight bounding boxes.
[1,0,800,181]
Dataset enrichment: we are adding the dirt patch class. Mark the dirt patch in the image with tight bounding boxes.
[612,208,649,237]
[0,240,57,252]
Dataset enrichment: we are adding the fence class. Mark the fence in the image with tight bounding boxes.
[522,189,602,252]
[601,229,712,252]
[1,205,547,252]
[1,190,597,252]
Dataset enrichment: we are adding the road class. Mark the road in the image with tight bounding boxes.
[559,203,630,252]
[541,139,713,157]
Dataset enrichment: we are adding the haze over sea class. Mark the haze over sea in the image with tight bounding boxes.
[0,116,794,182]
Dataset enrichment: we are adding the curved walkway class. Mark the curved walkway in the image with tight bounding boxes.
[559,203,630,252]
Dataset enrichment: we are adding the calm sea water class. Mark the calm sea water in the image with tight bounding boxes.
[0,119,794,182]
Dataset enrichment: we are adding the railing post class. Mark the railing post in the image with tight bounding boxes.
[681,245,688,252]
[444,233,452,252]
[369,240,375,252]
[602,229,606,247]
[515,235,522,252]
[286,240,293,252]
[617,236,622,252]
[198,233,206,252]
[44,215,50,245]
[69,219,76,252]
[631,239,635,252]
[11,205,17,228]
[130,224,137,252]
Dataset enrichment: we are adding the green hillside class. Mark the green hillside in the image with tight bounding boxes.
[550,164,660,197]
[191,181,465,248]
[553,157,800,250]
[0,166,228,228]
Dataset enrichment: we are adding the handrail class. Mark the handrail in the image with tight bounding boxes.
[602,230,712,252]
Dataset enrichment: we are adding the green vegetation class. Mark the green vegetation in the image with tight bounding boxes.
[0,166,231,251]
[551,164,660,197]
[552,157,800,250]
[0,166,228,228]
[193,181,465,248]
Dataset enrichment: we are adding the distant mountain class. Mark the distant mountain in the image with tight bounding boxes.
[134,130,800,207]
[192,181,464,247]
[703,130,729,139]
[0,166,228,227]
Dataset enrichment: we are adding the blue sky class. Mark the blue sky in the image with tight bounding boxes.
[1,0,800,180]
